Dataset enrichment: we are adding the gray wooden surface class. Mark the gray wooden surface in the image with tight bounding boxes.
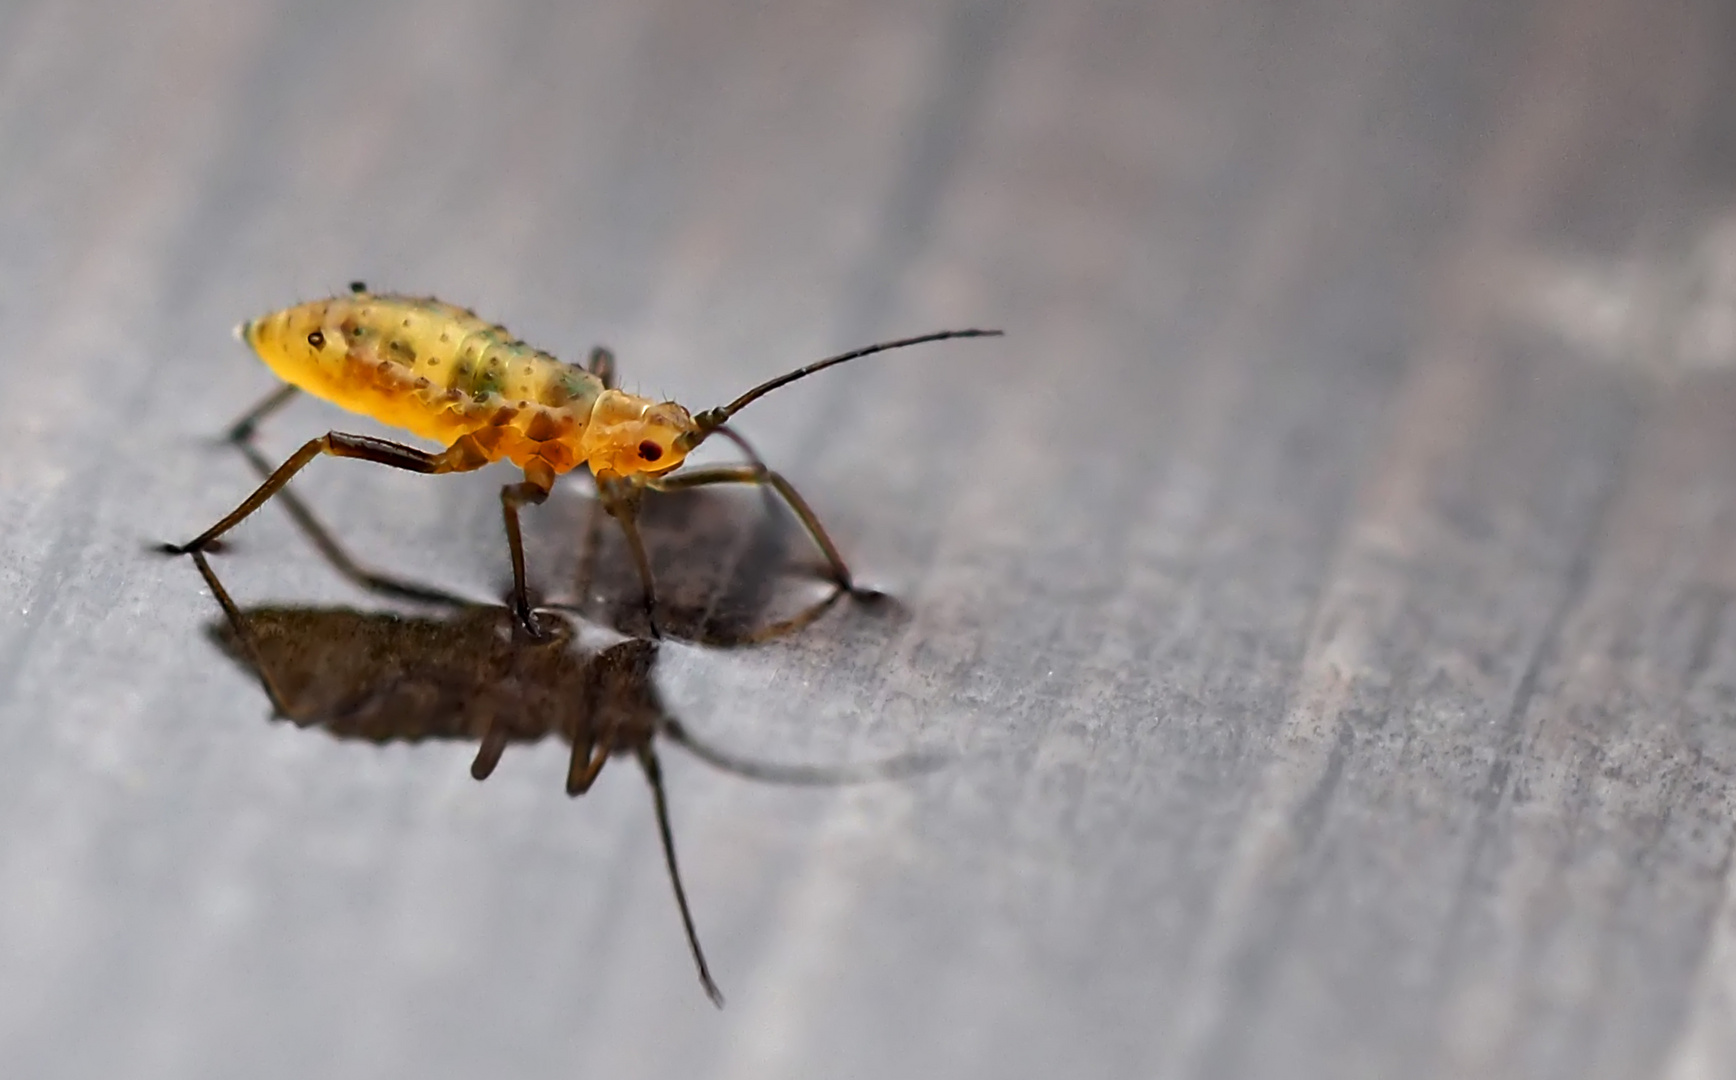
[3,0,1736,1076]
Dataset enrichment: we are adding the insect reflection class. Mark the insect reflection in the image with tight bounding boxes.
[192,551,939,1006]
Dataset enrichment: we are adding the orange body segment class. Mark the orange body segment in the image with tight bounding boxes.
[238,289,679,476]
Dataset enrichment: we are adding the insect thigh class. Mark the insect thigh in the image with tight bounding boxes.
[164,433,489,555]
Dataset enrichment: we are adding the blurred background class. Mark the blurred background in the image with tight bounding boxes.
[3,0,1736,1077]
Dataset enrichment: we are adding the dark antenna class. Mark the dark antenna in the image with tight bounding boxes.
[637,744,725,1007]
[680,329,1003,448]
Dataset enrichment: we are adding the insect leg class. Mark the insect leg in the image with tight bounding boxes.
[226,384,300,442]
[218,387,466,603]
[563,641,617,792]
[187,549,295,717]
[647,464,860,592]
[584,345,617,390]
[569,485,609,613]
[595,478,663,638]
[500,470,555,636]
[637,743,724,1007]
[163,433,482,555]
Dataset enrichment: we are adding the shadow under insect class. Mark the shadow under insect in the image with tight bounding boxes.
[194,552,939,1007]
[559,473,909,645]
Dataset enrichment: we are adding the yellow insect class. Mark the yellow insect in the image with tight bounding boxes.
[164,282,1000,633]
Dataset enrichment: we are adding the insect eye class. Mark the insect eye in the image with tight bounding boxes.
[637,440,663,462]
[307,329,326,349]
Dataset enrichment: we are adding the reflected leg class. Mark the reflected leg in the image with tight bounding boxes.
[471,718,511,780]
[188,549,294,717]
[647,464,860,592]
[659,715,947,783]
[566,738,607,796]
[565,651,609,794]
[701,585,851,647]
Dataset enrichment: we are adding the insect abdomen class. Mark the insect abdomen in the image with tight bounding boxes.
[241,292,605,473]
